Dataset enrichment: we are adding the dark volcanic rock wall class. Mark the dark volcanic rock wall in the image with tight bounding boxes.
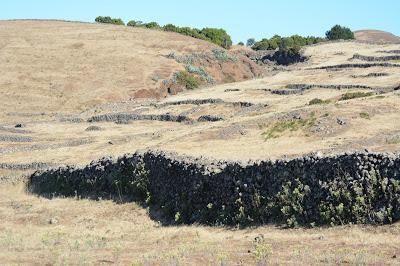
[28,150,400,227]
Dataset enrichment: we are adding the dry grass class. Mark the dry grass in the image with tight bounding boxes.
[0,183,399,265]
[0,21,400,265]
[0,20,259,120]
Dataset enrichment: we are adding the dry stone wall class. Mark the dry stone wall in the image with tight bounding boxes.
[28,150,400,227]
[351,53,400,62]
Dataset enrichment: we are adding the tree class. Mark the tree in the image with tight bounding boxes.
[127,20,143,27]
[326,25,354,40]
[95,16,125,26]
[144,22,160,29]
[163,23,179,32]
[246,38,256,47]
[238,42,244,46]
[200,28,232,49]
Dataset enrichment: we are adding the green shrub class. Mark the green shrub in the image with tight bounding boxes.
[252,35,325,51]
[246,38,256,47]
[339,92,374,101]
[95,16,125,26]
[185,65,214,84]
[212,49,237,62]
[144,22,160,29]
[267,46,305,65]
[161,23,232,49]
[127,20,142,27]
[163,23,179,32]
[106,18,233,49]
[359,112,370,119]
[175,71,200,90]
[200,28,232,49]
[326,25,355,40]
[309,98,331,105]
[238,42,244,46]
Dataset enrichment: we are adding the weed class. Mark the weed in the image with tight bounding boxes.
[216,252,229,265]
[262,114,317,140]
[386,135,400,144]
[359,112,370,119]
[174,212,181,222]
[253,241,273,263]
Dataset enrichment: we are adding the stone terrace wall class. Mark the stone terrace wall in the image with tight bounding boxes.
[28,150,400,227]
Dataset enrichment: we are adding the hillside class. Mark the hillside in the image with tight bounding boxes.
[1,21,400,265]
[355,29,400,44]
[0,20,261,117]
[0,39,399,167]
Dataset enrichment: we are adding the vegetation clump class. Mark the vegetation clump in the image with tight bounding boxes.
[326,25,355,40]
[252,35,325,50]
[339,92,374,101]
[309,98,331,105]
[95,16,125,25]
[174,71,200,90]
[250,24,354,51]
[359,112,370,119]
[212,49,237,62]
[262,114,317,140]
[267,46,305,65]
[127,20,232,49]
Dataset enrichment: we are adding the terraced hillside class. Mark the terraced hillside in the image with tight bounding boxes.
[1,40,399,173]
[1,22,400,265]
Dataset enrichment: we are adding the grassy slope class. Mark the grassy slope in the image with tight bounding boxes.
[0,20,260,116]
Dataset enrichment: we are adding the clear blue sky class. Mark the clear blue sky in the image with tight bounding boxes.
[2,0,399,43]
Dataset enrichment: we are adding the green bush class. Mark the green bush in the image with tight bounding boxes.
[95,16,125,26]
[175,71,200,90]
[95,16,233,49]
[252,35,325,50]
[339,92,374,101]
[326,25,355,40]
[309,98,331,105]
[127,20,142,27]
[238,42,244,46]
[163,23,179,32]
[200,28,232,49]
[144,22,160,29]
[164,25,233,49]
[247,38,256,47]
[267,46,305,65]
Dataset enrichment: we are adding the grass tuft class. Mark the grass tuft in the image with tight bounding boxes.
[262,114,317,140]
[359,112,370,119]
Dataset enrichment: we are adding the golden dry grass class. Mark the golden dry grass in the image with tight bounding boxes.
[1,21,400,265]
[1,183,399,265]
[0,20,259,120]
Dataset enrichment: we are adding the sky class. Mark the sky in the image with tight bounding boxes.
[2,0,399,43]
